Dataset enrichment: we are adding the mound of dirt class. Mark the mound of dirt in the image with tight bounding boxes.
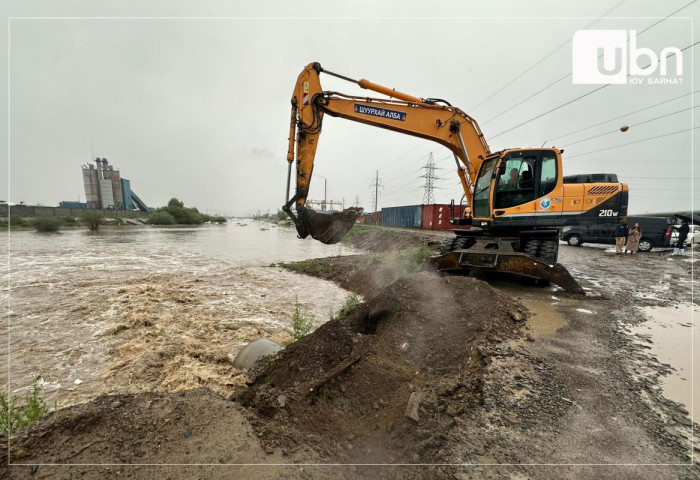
[240,272,526,463]
[342,227,445,253]
[2,389,337,480]
[284,254,429,300]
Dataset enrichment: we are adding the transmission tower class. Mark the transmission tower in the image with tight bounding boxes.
[420,153,437,204]
[370,171,383,212]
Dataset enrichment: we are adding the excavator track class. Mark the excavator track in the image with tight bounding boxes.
[430,233,585,294]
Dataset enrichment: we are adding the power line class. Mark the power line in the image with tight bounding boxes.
[561,104,697,147]
[469,0,630,112]
[565,126,699,159]
[480,0,697,126]
[538,89,699,145]
[488,40,700,141]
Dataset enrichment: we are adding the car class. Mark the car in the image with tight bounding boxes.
[670,224,700,246]
[561,216,673,252]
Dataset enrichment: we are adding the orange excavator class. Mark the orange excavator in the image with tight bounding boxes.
[283,63,628,293]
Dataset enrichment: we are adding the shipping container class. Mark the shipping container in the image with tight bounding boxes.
[421,204,472,230]
[360,211,382,225]
[59,201,88,209]
[381,205,422,228]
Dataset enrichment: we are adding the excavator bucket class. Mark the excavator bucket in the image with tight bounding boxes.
[297,205,363,244]
[430,250,585,294]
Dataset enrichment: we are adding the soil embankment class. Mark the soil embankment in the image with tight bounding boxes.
[3,226,698,479]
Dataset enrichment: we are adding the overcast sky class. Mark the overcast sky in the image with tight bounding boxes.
[1,0,698,216]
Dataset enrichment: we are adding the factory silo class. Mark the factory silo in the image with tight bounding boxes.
[103,163,123,210]
[97,158,115,209]
[82,162,101,209]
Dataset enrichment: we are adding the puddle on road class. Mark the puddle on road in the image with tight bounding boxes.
[489,281,578,338]
[520,297,567,336]
[630,304,699,415]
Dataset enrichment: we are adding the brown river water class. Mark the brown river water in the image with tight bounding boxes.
[1,222,357,407]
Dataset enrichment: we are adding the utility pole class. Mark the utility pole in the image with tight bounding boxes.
[323,178,327,211]
[421,152,438,204]
[355,195,360,208]
[370,171,383,212]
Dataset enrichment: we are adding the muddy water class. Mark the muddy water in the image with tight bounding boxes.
[630,304,699,415]
[0,222,358,406]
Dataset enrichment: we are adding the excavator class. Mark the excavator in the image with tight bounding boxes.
[283,63,629,293]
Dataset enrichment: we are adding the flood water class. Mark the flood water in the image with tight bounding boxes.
[630,304,699,416]
[0,222,358,406]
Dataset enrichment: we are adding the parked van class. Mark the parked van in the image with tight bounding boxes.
[561,216,673,252]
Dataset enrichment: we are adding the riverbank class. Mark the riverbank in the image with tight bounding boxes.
[2,225,698,478]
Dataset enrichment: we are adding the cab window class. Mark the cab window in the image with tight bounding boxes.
[538,155,557,197]
[494,155,536,209]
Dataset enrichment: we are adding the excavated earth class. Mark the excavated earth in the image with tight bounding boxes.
[239,273,524,465]
[3,226,700,479]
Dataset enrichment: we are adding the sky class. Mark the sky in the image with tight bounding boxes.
[0,0,698,216]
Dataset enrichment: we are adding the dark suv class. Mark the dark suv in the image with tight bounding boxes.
[561,216,672,252]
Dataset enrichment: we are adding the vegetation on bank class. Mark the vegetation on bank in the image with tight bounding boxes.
[0,377,52,434]
[148,198,227,225]
[253,209,293,227]
[81,211,104,231]
[331,293,362,321]
[31,217,62,233]
[0,214,140,231]
[283,293,362,346]
[285,298,314,344]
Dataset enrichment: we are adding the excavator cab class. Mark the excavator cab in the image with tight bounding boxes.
[471,149,562,226]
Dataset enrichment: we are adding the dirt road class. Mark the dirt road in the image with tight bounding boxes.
[3,227,698,479]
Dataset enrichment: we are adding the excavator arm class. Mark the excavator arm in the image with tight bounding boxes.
[284,62,491,244]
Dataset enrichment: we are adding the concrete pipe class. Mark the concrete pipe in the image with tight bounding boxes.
[233,338,284,370]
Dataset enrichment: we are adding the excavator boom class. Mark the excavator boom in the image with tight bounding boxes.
[284,62,489,243]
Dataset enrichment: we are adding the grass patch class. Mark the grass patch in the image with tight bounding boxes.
[329,293,362,321]
[341,224,375,240]
[408,245,434,265]
[281,260,335,277]
[31,217,61,233]
[10,216,29,228]
[338,293,361,318]
[393,246,435,271]
[0,377,52,434]
[61,216,78,226]
[284,298,314,345]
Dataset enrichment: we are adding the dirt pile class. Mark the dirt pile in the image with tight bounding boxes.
[3,389,325,480]
[342,227,445,252]
[284,254,429,300]
[240,272,526,463]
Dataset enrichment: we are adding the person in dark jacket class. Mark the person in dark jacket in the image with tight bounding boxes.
[614,221,629,254]
[672,221,690,255]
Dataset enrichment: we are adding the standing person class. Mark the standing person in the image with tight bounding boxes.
[627,222,642,254]
[614,220,628,254]
[672,220,690,255]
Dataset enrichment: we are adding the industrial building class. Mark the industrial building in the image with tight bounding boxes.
[81,158,151,211]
